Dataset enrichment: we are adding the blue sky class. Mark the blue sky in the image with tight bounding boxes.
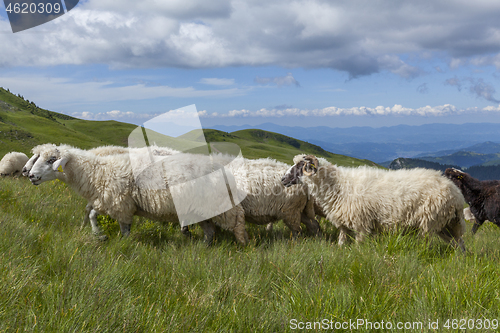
[2,0,500,128]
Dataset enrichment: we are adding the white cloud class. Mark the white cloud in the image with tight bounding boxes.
[74,110,150,120]
[72,107,211,126]
[2,0,500,77]
[66,104,500,126]
[71,110,162,125]
[199,78,235,85]
[200,104,500,118]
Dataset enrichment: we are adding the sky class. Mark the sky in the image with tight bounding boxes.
[2,0,500,129]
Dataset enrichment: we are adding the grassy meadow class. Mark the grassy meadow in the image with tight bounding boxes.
[1,176,500,332]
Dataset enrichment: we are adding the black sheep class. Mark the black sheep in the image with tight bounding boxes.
[444,168,500,234]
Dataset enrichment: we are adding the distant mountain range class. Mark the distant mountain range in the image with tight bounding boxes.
[209,122,500,162]
[210,122,500,145]
[414,141,500,157]
[383,141,500,180]
[387,157,500,181]
[0,87,375,167]
[386,158,460,171]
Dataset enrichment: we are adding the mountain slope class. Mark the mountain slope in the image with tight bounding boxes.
[387,157,500,180]
[210,123,500,162]
[180,128,379,167]
[0,87,137,157]
[388,158,461,172]
[419,151,500,168]
[414,141,500,158]
[0,87,379,167]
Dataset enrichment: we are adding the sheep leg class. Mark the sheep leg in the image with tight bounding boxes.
[212,206,248,245]
[282,216,302,238]
[82,203,93,228]
[181,225,192,237]
[471,220,485,234]
[437,227,466,253]
[301,213,321,236]
[337,226,350,246]
[199,220,216,245]
[233,210,249,245]
[456,237,466,253]
[265,223,273,232]
[230,206,248,245]
[301,198,321,236]
[118,220,132,237]
[88,209,108,241]
[355,231,366,243]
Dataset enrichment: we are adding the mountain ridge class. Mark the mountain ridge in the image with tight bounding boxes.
[0,87,377,167]
[209,122,500,162]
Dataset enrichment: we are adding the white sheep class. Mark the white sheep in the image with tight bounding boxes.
[28,145,247,245]
[282,154,466,251]
[0,152,29,177]
[23,143,56,176]
[214,154,321,236]
[23,144,184,239]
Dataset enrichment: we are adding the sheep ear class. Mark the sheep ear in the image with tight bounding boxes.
[52,157,68,172]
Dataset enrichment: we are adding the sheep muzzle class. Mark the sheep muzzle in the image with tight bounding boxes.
[281,163,303,187]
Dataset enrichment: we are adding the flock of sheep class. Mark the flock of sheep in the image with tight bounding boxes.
[1,143,499,252]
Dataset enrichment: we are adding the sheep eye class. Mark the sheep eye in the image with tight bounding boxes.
[47,157,57,164]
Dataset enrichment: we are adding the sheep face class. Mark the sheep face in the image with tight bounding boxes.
[281,155,319,187]
[28,150,67,185]
[22,154,40,176]
[444,168,467,188]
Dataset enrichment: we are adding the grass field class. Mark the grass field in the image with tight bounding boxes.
[1,176,500,332]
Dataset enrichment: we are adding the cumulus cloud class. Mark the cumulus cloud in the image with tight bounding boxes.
[254,73,300,87]
[199,104,500,118]
[445,77,500,103]
[2,0,500,78]
[71,110,161,125]
[68,103,500,125]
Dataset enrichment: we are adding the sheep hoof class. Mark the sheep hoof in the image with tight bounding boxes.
[97,234,108,241]
[181,226,192,237]
[92,231,108,241]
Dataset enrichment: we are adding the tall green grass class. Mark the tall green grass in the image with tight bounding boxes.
[1,177,500,332]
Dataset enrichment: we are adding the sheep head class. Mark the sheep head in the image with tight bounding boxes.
[23,144,60,177]
[28,145,69,185]
[444,168,467,184]
[22,154,40,176]
[281,154,319,187]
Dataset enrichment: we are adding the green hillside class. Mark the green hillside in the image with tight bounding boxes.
[181,128,379,167]
[0,87,378,167]
[0,87,137,157]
